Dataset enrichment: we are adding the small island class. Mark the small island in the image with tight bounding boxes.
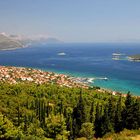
[128,54,140,62]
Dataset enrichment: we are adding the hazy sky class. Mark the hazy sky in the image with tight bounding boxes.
[0,0,140,42]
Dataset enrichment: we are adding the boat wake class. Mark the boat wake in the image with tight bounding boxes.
[71,76,108,84]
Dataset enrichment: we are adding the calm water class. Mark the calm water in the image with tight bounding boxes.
[0,43,140,95]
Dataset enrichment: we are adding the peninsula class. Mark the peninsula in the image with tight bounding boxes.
[0,33,23,50]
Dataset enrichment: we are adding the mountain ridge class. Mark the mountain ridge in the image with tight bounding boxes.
[0,33,23,50]
[0,33,63,50]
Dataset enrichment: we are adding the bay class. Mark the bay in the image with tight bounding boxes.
[0,43,140,95]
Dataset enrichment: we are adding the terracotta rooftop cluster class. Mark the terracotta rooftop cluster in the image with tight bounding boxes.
[0,66,88,88]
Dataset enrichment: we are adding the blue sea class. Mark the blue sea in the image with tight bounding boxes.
[0,43,140,95]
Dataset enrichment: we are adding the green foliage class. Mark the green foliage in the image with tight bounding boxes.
[73,90,86,136]
[0,113,23,139]
[45,114,69,139]
[0,83,139,139]
[123,92,135,129]
[115,95,123,132]
[79,122,95,140]
[102,129,140,140]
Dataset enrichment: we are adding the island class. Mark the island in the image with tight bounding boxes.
[128,54,140,62]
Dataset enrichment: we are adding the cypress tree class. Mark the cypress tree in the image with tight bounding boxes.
[108,97,115,129]
[100,106,114,136]
[26,99,29,109]
[35,98,39,118]
[39,98,41,121]
[46,102,49,117]
[123,92,134,129]
[114,95,123,132]
[73,90,86,135]
[131,99,140,129]
[40,100,45,127]
[60,100,63,115]
[66,114,74,140]
[90,101,95,123]
[59,100,63,123]
[94,103,102,137]
[17,105,20,126]
[24,114,27,132]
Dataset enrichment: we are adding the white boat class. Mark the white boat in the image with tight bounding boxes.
[95,77,108,81]
[112,53,125,56]
[99,77,108,80]
[57,52,66,56]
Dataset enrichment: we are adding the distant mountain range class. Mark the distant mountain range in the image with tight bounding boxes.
[20,37,63,46]
[0,33,23,50]
[0,33,63,50]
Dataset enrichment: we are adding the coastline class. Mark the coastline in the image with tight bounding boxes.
[36,68,139,96]
[25,67,140,97]
[0,65,88,89]
[0,65,139,97]
[0,43,29,51]
[0,47,22,51]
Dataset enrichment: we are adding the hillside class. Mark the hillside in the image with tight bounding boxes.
[0,66,139,140]
[20,37,63,46]
[0,82,139,140]
[0,34,23,50]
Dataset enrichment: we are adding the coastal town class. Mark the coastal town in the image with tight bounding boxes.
[0,65,132,98]
[0,65,88,88]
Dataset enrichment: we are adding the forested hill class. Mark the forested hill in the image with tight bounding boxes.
[0,82,140,140]
[0,34,23,50]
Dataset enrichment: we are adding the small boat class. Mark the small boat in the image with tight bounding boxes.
[95,77,108,81]
[99,77,108,81]
[57,52,66,56]
[112,53,125,56]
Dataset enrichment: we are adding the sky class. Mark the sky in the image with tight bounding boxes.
[0,0,140,42]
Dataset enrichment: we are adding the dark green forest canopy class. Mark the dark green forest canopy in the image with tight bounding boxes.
[0,82,140,140]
